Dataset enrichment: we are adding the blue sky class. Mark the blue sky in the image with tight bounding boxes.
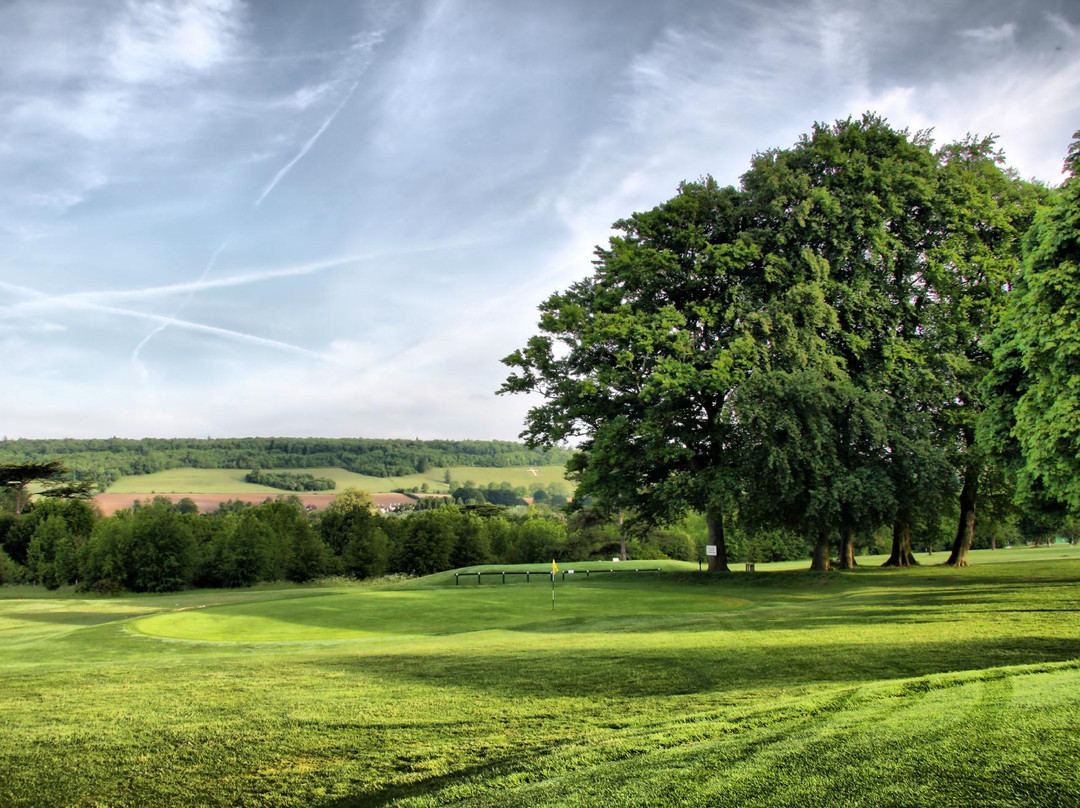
[1,0,1077,440]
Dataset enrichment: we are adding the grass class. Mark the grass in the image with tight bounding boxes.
[2,548,1079,806]
[104,465,571,495]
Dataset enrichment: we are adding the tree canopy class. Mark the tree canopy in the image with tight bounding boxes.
[986,131,1080,512]
[503,114,1054,570]
[0,460,93,515]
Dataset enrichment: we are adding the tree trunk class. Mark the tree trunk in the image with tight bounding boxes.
[837,524,858,569]
[705,506,729,572]
[617,510,627,562]
[810,530,832,571]
[945,470,978,567]
[882,516,918,567]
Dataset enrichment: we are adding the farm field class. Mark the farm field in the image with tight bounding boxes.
[2,549,1079,807]
[104,465,571,495]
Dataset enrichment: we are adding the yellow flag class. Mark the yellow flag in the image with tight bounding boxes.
[552,559,559,573]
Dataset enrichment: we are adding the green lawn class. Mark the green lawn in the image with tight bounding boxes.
[105,465,571,494]
[2,550,1079,806]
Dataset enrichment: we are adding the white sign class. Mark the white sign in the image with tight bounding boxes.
[705,545,718,557]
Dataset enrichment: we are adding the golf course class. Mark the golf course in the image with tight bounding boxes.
[3,547,1079,807]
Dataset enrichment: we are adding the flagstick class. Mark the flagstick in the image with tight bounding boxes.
[551,571,555,610]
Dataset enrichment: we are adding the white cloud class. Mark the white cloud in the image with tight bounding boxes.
[26,189,87,211]
[849,53,1080,183]
[1047,12,1078,39]
[3,0,1079,440]
[106,0,243,84]
[284,81,337,110]
[960,23,1017,43]
[11,90,130,141]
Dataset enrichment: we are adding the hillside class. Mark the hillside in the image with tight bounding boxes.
[0,437,574,489]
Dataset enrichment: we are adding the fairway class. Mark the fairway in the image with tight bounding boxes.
[105,465,572,494]
[2,552,1080,807]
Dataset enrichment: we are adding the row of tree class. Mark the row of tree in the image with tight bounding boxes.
[0,491,706,592]
[446,480,571,508]
[245,468,337,491]
[502,115,1080,571]
[0,438,574,488]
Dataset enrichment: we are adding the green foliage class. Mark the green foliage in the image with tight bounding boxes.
[993,132,1080,511]
[0,546,26,584]
[320,489,389,579]
[208,513,270,588]
[0,460,79,514]
[244,468,336,491]
[401,507,460,575]
[502,176,765,569]
[505,115,1048,571]
[127,499,197,592]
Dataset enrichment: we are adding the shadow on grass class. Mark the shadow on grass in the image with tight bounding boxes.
[321,751,550,808]
[6,611,134,627]
[307,635,1080,700]
[165,574,1080,639]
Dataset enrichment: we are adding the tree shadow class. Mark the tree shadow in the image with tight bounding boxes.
[302,634,1080,700]
[5,610,130,627]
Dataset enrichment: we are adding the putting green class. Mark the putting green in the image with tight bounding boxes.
[130,584,752,643]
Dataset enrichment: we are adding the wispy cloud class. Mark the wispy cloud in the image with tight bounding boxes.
[106,0,243,84]
[1,277,328,361]
[960,23,1017,44]
[1,238,484,320]
[3,0,1078,440]
[254,30,383,207]
[131,239,231,379]
[1047,12,1078,39]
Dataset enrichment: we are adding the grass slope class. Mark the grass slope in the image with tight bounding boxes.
[105,465,571,494]
[2,549,1079,807]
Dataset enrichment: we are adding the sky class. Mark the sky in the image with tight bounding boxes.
[1,0,1078,442]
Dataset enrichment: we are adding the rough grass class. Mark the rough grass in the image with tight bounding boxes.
[104,465,571,494]
[2,549,1079,807]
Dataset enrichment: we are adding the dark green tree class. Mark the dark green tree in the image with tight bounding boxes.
[400,507,460,574]
[209,513,270,587]
[319,488,388,579]
[0,460,68,515]
[927,138,1047,565]
[450,511,491,567]
[985,132,1080,513]
[27,514,73,589]
[127,498,196,592]
[502,178,767,571]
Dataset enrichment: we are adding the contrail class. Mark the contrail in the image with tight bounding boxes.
[131,239,230,378]
[0,279,329,361]
[96,303,330,360]
[254,78,362,207]
[0,238,486,317]
[2,30,387,370]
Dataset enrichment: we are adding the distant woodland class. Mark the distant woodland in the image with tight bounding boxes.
[0,438,574,489]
